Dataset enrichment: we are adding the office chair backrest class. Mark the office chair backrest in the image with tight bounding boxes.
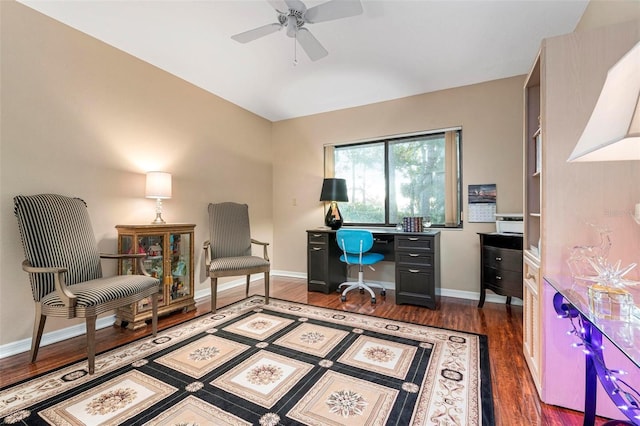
[14,194,103,302]
[336,229,374,255]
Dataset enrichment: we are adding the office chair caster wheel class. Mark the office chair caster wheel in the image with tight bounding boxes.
[341,295,347,302]
[381,290,386,297]
[371,297,377,304]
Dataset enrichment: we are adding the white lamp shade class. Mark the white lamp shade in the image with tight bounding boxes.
[568,41,640,162]
[145,172,172,199]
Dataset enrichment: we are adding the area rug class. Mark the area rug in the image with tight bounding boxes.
[0,296,494,425]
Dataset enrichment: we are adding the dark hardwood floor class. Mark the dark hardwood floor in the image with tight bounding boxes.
[0,276,605,425]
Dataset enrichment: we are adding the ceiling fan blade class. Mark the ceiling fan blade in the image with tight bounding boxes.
[296,28,328,61]
[231,23,282,43]
[284,0,307,13]
[304,0,363,23]
[267,0,288,13]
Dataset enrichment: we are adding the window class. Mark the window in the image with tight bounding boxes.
[326,129,462,228]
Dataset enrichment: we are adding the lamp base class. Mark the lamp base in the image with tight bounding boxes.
[324,202,343,230]
[151,198,166,224]
[151,212,166,224]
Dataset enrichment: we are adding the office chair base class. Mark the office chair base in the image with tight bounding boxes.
[338,281,386,304]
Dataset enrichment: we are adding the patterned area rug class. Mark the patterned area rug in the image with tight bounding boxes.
[0,297,494,425]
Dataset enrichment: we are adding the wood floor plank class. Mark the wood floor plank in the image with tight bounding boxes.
[0,276,605,425]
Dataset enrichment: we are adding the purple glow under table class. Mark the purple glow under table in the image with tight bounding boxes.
[547,276,640,426]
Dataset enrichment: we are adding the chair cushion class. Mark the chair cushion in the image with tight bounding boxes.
[210,256,269,272]
[340,252,385,265]
[40,275,159,308]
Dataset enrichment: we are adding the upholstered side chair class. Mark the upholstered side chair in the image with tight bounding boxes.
[203,202,270,313]
[14,194,160,374]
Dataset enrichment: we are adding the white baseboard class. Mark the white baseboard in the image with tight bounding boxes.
[0,315,117,359]
[0,271,520,359]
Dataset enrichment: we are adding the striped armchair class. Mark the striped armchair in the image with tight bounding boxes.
[203,202,270,313]
[14,194,160,374]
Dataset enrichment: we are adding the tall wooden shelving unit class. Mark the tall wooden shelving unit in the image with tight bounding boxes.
[522,47,543,395]
[521,20,639,416]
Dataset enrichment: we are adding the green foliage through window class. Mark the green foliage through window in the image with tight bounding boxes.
[331,129,461,227]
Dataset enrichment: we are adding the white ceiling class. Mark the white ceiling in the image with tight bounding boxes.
[19,0,588,122]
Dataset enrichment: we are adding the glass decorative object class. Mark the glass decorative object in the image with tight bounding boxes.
[567,224,639,322]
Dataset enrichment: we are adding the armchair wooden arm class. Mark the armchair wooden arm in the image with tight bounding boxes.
[21,260,76,307]
[203,240,212,267]
[251,239,270,261]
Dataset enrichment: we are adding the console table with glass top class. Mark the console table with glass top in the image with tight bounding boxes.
[546,275,640,425]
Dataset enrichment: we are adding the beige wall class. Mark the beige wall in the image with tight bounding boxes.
[0,1,273,346]
[272,76,524,292]
[575,0,640,32]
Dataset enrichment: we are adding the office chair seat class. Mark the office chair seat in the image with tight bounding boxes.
[336,229,386,304]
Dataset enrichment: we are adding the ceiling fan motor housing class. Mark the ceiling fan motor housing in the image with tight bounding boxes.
[279,9,305,37]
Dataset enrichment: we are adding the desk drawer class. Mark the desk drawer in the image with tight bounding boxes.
[483,266,522,289]
[308,232,329,245]
[483,246,522,272]
[396,266,436,309]
[396,251,433,267]
[395,235,433,251]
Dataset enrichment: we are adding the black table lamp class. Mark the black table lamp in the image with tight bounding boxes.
[319,178,348,230]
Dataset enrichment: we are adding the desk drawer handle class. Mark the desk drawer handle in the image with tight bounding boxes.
[495,257,502,261]
[409,253,420,257]
[409,269,420,273]
[312,247,322,251]
[408,237,419,241]
[312,234,323,237]
[496,275,502,280]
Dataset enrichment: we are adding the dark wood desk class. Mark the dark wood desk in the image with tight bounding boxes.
[306,228,441,309]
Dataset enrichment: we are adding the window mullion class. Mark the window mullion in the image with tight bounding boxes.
[384,141,390,225]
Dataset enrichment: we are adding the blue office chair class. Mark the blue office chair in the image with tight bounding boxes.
[336,229,386,303]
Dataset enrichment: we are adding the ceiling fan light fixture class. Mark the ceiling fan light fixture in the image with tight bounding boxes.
[286,14,298,37]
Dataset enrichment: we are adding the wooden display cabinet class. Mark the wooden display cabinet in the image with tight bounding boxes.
[115,224,196,330]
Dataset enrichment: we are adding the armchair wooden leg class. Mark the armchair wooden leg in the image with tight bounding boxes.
[264,272,270,305]
[151,292,158,336]
[30,305,46,363]
[86,316,96,374]
[245,275,250,298]
[210,277,218,313]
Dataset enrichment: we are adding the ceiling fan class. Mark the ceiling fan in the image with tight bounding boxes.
[231,0,363,62]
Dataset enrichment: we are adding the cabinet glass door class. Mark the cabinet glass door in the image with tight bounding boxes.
[119,233,166,312]
[169,233,191,301]
[139,234,165,311]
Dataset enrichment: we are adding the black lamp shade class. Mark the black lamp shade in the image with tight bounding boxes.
[319,178,348,202]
